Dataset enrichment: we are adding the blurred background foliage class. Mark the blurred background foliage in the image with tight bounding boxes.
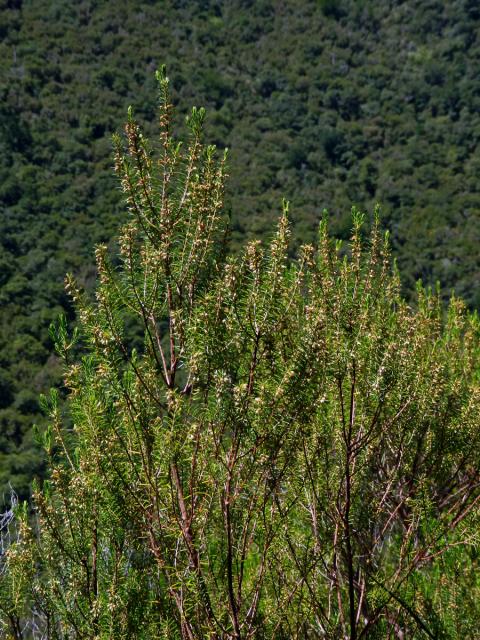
[1,0,480,502]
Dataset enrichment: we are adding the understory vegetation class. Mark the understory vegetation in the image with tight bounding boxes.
[1,72,480,639]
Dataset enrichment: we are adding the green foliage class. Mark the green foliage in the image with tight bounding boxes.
[1,79,480,639]
[2,0,480,502]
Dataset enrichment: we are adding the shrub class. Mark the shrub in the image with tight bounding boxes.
[2,70,480,639]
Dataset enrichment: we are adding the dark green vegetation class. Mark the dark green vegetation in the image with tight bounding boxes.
[1,1,480,506]
[2,76,480,638]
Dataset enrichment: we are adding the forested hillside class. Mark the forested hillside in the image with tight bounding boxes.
[1,0,480,500]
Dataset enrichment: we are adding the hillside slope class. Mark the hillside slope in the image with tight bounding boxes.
[1,0,480,499]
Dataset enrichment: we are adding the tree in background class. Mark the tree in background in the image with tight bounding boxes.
[3,0,480,513]
[1,70,480,639]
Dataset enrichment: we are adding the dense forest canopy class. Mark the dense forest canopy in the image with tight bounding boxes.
[1,0,480,500]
